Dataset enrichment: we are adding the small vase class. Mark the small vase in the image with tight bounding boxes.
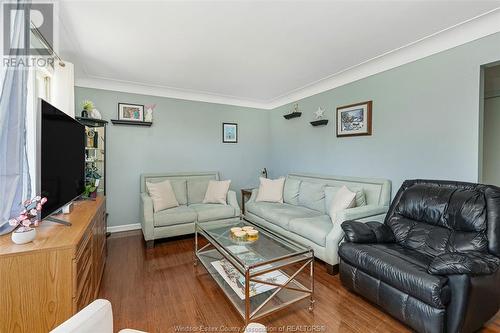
[11,228,36,245]
[81,109,88,118]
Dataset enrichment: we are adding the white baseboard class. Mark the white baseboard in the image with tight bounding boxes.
[107,223,141,233]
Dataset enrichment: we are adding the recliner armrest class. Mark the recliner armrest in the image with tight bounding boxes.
[341,221,395,243]
[428,251,500,276]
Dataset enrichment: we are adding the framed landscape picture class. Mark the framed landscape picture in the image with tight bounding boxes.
[222,123,238,143]
[336,101,372,137]
[118,103,144,122]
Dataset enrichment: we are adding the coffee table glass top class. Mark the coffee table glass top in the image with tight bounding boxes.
[197,217,312,272]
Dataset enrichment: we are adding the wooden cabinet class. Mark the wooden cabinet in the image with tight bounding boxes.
[0,197,106,333]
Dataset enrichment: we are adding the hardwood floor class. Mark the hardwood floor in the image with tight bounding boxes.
[99,231,500,333]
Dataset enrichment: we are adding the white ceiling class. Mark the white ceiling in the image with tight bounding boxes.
[59,1,500,108]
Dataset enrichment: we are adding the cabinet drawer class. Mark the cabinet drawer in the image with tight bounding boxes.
[75,265,93,311]
[75,225,92,262]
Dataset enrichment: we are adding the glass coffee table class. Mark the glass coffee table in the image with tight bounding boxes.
[194,216,314,324]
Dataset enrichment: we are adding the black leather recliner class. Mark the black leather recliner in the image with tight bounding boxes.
[338,179,500,333]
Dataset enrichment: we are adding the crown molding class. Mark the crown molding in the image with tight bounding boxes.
[74,76,270,109]
[75,8,500,110]
[266,8,500,109]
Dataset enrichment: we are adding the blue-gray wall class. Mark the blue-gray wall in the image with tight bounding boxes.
[75,88,269,227]
[76,32,500,228]
[268,32,500,193]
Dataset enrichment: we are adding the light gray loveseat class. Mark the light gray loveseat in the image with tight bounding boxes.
[245,173,391,273]
[140,172,240,247]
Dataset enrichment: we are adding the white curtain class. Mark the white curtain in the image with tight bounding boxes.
[0,1,32,234]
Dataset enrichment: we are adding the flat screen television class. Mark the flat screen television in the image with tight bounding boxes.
[37,99,85,219]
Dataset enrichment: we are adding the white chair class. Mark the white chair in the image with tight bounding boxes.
[50,299,145,333]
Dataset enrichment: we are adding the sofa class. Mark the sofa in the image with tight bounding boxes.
[140,172,240,247]
[245,173,391,273]
[339,179,500,333]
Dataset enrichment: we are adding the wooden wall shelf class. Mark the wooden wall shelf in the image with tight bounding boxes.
[283,112,302,120]
[111,119,152,126]
[310,119,329,127]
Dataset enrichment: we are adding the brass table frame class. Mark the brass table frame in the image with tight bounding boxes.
[194,217,314,324]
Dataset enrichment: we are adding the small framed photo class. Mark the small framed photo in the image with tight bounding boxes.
[222,123,238,143]
[118,103,144,122]
[336,101,372,137]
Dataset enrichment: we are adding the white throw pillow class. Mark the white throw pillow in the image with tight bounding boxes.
[203,180,231,205]
[146,180,179,212]
[255,177,285,203]
[329,185,356,223]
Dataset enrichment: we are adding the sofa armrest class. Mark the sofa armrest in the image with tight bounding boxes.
[140,192,154,241]
[341,221,395,243]
[227,190,240,213]
[247,188,259,204]
[335,204,388,224]
[428,251,500,276]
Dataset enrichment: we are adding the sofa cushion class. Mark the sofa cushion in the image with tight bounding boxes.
[146,180,179,212]
[187,180,209,204]
[246,201,321,229]
[171,180,187,205]
[203,180,231,205]
[288,215,333,246]
[339,243,450,308]
[154,205,197,227]
[256,177,285,203]
[324,186,366,214]
[190,203,236,222]
[298,181,325,212]
[283,178,301,205]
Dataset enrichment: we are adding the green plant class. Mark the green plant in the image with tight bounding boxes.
[83,184,97,197]
[82,100,94,111]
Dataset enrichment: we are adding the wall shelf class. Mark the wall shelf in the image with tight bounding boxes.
[283,112,302,120]
[76,116,108,127]
[110,119,152,127]
[310,119,329,127]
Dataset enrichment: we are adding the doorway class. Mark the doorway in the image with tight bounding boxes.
[481,63,500,186]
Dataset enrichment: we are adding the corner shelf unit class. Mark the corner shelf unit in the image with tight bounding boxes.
[76,117,108,196]
[110,119,152,126]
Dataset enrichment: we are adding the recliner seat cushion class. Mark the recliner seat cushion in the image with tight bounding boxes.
[154,205,197,227]
[189,203,236,222]
[246,202,321,229]
[288,215,332,246]
[339,242,450,308]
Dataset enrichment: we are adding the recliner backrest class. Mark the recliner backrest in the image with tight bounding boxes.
[385,179,500,257]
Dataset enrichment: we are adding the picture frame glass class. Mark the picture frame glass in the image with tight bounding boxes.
[118,103,144,122]
[337,102,371,136]
[223,123,237,143]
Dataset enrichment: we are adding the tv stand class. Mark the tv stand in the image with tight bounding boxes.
[44,216,72,226]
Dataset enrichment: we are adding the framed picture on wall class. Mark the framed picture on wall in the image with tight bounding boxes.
[222,123,238,143]
[118,103,144,122]
[336,101,372,137]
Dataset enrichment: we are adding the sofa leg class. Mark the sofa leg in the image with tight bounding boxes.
[146,240,154,249]
[326,264,339,275]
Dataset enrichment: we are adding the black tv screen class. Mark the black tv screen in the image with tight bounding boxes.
[39,99,85,218]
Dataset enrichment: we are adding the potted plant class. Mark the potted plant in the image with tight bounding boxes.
[8,196,47,245]
[81,100,94,118]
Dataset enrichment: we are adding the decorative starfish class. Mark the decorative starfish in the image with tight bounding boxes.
[314,107,325,119]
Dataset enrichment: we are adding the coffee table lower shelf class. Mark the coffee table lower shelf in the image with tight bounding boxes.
[195,247,314,324]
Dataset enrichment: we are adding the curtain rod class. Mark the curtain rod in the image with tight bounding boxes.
[30,21,65,67]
